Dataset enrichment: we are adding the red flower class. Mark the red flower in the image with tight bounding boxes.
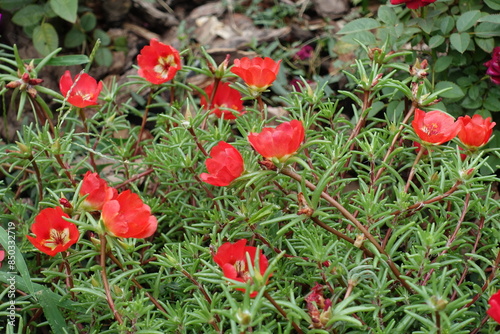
[200,82,244,119]
[248,120,305,160]
[213,239,269,297]
[26,207,80,256]
[295,45,314,60]
[79,171,117,211]
[457,115,496,149]
[102,190,157,238]
[487,290,500,324]
[230,57,281,93]
[484,47,500,85]
[390,0,436,9]
[411,109,462,145]
[200,141,244,186]
[0,250,4,268]
[59,71,103,108]
[137,39,182,85]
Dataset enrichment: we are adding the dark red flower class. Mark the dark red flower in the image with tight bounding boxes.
[411,109,462,145]
[230,57,281,93]
[102,190,157,238]
[59,71,103,108]
[487,290,500,324]
[200,82,244,119]
[248,120,305,160]
[457,114,496,149]
[137,39,182,85]
[200,141,244,186]
[484,47,500,85]
[26,207,80,256]
[213,239,269,297]
[79,171,117,211]
[295,45,314,60]
[390,0,436,9]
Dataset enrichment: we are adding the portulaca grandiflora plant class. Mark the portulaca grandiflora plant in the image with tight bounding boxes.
[0,0,500,333]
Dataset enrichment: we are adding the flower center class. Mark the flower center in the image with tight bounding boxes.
[422,123,439,136]
[234,260,251,281]
[154,55,177,78]
[43,228,71,250]
[77,92,93,101]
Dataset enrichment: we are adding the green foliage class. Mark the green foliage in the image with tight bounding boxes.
[0,0,500,333]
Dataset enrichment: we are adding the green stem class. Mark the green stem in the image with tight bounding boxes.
[133,87,156,157]
[404,145,425,193]
[99,234,123,325]
[263,291,304,334]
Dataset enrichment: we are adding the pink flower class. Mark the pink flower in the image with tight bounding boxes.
[295,45,314,60]
[59,71,102,108]
[213,239,269,297]
[457,114,496,149]
[79,171,117,211]
[484,47,500,85]
[26,207,80,256]
[390,0,436,9]
[137,39,182,85]
[102,190,158,238]
[248,120,305,161]
[200,82,244,119]
[200,141,244,186]
[411,109,462,145]
[487,290,500,324]
[230,57,281,93]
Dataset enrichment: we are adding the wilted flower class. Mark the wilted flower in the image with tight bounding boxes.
[200,82,244,119]
[484,47,500,85]
[79,171,117,211]
[457,114,495,149]
[213,239,269,297]
[248,120,305,161]
[412,109,462,145]
[230,57,281,93]
[6,72,44,98]
[390,0,436,9]
[102,190,158,238]
[305,283,332,329]
[137,39,182,85]
[487,290,500,324]
[59,71,103,108]
[26,207,80,256]
[200,141,244,186]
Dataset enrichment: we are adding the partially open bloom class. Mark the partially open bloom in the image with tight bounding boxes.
[487,290,500,324]
[412,109,462,145]
[390,0,436,9]
[213,239,269,297]
[26,207,80,256]
[200,82,244,119]
[230,57,281,93]
[248,120,305,161]
[102,190,157,238]
[137,39,182,85]
[79,171,117,211]
[200,141,244,186]
[59,71,103,108]
[457,114,495,149]
[484,47,500,85]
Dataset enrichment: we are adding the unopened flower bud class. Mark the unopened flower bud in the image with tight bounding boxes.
[236,309,251,325]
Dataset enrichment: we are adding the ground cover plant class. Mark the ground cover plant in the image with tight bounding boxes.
[1,0,500,333]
